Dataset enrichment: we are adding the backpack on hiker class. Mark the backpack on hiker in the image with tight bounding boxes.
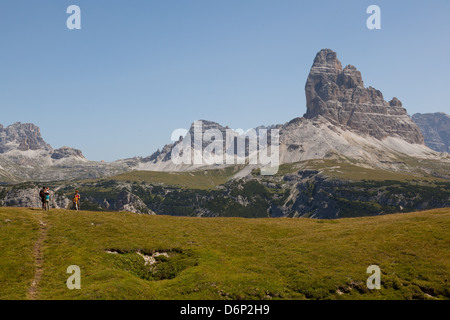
[39,187,47,210]
[39,188,46,201]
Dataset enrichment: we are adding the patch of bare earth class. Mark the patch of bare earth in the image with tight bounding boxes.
[27,217,48,300]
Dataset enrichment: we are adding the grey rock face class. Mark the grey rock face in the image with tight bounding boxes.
[0,122,52,153]
[0,187,69,209]
[0,184,155,214]
[412,113,450,153]
[0,187,42,208]
[116,190,155,214]
[304,49,424,144]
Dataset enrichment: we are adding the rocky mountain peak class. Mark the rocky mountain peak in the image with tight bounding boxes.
[304,49,424,144]
[0,122,52,153]
[142,119,231,165]
[311,49,342,72]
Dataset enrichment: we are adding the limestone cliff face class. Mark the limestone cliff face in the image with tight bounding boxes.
[412,113,450,153]
[304,49,424,144]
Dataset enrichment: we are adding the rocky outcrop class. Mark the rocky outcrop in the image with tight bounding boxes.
[0,186,70,209]
[51,146,85,160]
[0,186,43,208]
[412,112,450,153]
[281,173,450,219]
[304,49,424,144]
[0,122,52,153]
[116,190,155,214]
[0,184,155,214]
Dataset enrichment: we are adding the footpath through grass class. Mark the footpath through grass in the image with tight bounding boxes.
[0,207,449,300]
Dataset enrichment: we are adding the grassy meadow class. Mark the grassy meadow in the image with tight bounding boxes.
[0,206,448,300]
[100,165,243,190]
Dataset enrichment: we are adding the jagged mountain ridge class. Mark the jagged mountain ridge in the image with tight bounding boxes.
[0,122,129,181]
[0,49,449,183]
[133,49,447,176]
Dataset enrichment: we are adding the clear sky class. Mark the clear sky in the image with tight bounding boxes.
[0,0,449,161]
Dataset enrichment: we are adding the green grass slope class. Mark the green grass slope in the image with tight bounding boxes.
[98,165,243,190]
[275,159,449,182]
[0,207,449,300]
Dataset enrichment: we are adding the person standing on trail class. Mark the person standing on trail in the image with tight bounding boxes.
[39,187,46,210]
[44,187,50,211]
[73,190,81,211]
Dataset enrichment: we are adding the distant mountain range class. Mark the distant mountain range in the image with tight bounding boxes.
[0,122,128,182]
[412,113,450,153]
[123,49,450,178]
[0,49,449,183]
[1,49,449,218]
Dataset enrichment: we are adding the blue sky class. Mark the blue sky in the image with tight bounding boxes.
[0,0,449,161]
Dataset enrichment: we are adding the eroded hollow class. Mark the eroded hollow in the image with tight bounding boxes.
[105,248,197,281]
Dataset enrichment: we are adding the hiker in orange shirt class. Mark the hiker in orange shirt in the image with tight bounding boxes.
[73,190,81,211]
